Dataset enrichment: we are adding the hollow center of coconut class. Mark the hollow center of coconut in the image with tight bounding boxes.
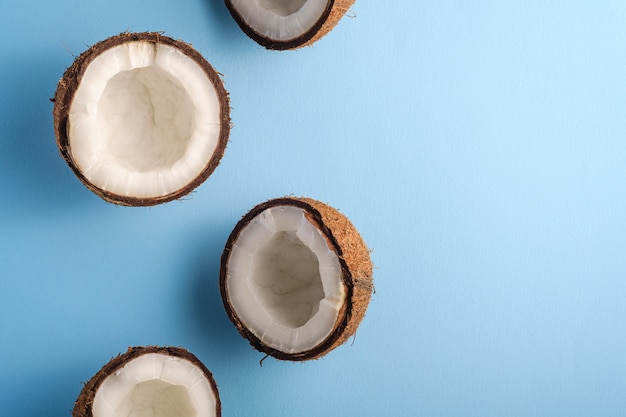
[92,353,218,417]
[118,380,194,417]
[259,0,307,16]
[231,0,329,41]
[68,41,222,199]
[225,205,345,354]
[253,230,324,327]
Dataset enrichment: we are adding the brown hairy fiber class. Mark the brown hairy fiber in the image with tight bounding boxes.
[297,197,373,352]
[299,0,355,49]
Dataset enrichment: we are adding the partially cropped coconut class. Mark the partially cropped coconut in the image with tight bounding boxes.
[220,197,373,361]
[53,32,230,206]
[225,0,355,50]
[73,346,220,417]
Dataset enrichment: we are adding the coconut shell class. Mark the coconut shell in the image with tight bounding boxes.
[220,197,373,361]
[225,0,356,50]
[73,346,221,417]
[53,32,230,206]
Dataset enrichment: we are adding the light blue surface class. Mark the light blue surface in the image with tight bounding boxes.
[2,1,626,415]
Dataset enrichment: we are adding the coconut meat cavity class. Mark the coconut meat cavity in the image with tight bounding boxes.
[68,41,221,199]
[91,353,218,417]
[225,205,345,354]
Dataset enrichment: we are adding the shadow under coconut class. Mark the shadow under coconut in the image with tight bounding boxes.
[202,0,250,47]
[0,52,91,217]
[184,223,251,359]
[0,361,84,417]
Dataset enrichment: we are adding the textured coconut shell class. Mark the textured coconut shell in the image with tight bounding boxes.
[225,0,355,50]
[53,32,230,206]
[73,346,221,417]
[220,197,373,361]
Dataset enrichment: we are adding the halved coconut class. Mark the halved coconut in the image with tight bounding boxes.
[73,346,221,417]
[225,0,356,50]
[220,197,373,361]
[53,32,230,206]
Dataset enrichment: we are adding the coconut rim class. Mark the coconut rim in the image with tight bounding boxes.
[72,346,221,417]
[219,197,362,361]
[224,0,336,50]
[53,32,231,207]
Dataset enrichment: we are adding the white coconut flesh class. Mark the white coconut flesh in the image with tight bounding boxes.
[230,0,329,41]
[92,353,218,417]
[225,205,345,354]
[69,41,222,198]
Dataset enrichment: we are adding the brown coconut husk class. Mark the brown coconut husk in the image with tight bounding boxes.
[73,346,221,417]
[225,0,356,50]
[53,32,230,206]
[219,197,373,361]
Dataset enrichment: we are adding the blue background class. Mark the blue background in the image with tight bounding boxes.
[2,1,626,416]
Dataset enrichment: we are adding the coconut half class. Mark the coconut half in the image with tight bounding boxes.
[220,197,373,361]
[73,346,221,417]
[53,32,230,206]
[225,0,355,50]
